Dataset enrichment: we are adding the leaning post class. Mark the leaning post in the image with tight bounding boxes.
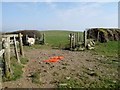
[13,36,21,64]
[19,33,24,57]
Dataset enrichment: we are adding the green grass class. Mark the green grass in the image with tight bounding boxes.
[57,77,82,88]
[41,30,83,47]
[10,56,28,80]
[20,57,29,65]
[94,41,118,57]
[24,30,83,49]
[29,71,41,84]
[2,56,28,81]
[2,57,23,81]
[4,56,23,81]
[57,74,120,88]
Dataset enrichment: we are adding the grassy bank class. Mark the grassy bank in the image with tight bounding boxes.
[94,41,118,57]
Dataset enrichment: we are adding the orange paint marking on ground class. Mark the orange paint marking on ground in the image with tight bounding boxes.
[43,56,64,62]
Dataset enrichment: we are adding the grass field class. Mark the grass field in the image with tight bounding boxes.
[24,30,83,49]
[41,30,83,47]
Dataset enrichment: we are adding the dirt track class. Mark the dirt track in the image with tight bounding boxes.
[2,48,118,88]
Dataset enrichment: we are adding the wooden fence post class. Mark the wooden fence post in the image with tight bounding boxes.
[42,33,45,44]
[84,30,87,47]
[25,35,28,45]
[79,33,82,42]
[73,33,76,48]
[0,34,1,79]
[77,32,79,43]
[0,67,2,89]
[19,33,24,57]
[2,37,12,78]
[75,33,78,46]
[13,36,21,64]
[69,34,73,49]
[34,34,36,39]
[97,31,99,42]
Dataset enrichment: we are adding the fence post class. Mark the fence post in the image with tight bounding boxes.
[84,30,87,47]
[42,33,45,44]
[19,33,24,57]
[2,37,12,78]
[25,35,28,45]
[73,33,76,48]
[77,32,79,43]
[97,31,99,42]
[34,34,36,39]
[75,33,78,46]
[69,34,73,49]
[79,33,82,42]
[13,36,21,64]
[0,67,2,89]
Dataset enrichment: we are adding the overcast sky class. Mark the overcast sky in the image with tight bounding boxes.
[1,0,119,32]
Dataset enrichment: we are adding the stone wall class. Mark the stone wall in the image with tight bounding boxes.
[87,28,120,43]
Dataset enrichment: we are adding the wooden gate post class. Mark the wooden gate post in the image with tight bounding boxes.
[77,32,79,43]
[84,30,87,47]
[79,33,82,42]
[97,31,99,42]
[73,33,76,48]
[25,35,28,45]
[42,33,45,44]
[69,34,73,49]
[13,36,21,64]
[19,33,24,57]
[34,34,36,39]
[75,33,78,46]
[2,37,12,78]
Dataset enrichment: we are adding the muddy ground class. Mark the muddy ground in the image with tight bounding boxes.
[2,48,119,88]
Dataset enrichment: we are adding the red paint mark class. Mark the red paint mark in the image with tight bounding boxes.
[43,56,64,62]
